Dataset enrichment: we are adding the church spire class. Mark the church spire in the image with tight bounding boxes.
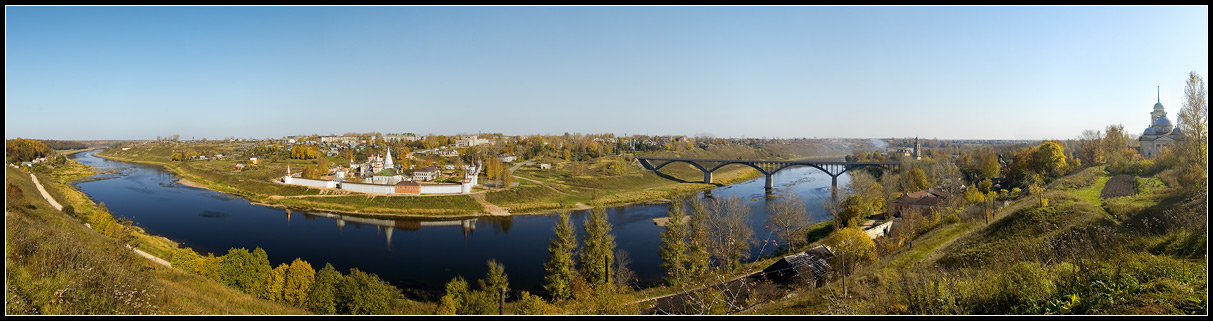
[1157,85,1160,103]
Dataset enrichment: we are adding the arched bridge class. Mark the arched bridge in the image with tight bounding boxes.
[635,156,900,198]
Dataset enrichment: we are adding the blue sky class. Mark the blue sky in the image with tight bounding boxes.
[5,6,1208,141]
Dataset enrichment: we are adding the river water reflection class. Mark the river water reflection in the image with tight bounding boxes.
[70,150,847,296]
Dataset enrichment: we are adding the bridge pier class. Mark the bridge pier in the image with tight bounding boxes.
[830,175,839,202]
[765,174,774,194]
[703,171,713,184]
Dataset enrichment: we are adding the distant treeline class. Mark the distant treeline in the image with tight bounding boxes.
[39,139,90,150]
[5,138,56,163]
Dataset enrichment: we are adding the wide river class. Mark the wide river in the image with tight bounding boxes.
[70,150,848,296]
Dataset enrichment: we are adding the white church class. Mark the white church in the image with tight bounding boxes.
[1138,87,1185,159]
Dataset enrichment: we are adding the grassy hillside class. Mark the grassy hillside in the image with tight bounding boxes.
[6,165,309,315]
[747,166,1207,315]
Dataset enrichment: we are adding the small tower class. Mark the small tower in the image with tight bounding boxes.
[913,137,921,160]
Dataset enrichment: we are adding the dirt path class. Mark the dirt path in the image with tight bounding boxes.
[29,173,63,211]
[468,193,510,216]
[128,245,172,268]
[28,169,171,268]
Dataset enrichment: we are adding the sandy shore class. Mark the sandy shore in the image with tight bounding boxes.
[175,177,210,189]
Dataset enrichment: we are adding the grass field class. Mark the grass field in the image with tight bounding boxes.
[6,165,308,315]
[747,164,1206,315]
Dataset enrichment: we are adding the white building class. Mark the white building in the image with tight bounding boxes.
[1139,88,1185,159]
[413,166,441,181]
[455,136,490,148]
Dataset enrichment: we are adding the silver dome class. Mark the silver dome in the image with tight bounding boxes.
[1144,127,1157,135]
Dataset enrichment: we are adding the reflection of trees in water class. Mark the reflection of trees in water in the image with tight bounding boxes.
[479,215,513,234]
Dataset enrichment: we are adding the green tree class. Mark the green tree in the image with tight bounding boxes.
[909,167,930,191]
[765,194,810,254]
[306,263,341,314]
[478,260,510,315]
[339,268,398,315]
[543,209,577,301]
[283,258,316,307]
[580,207,616,287]
[659,197,690,285]
[219,247,271,295]
[685,200,713,280]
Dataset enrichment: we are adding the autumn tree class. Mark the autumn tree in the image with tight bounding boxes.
[824,227,877,296]
[695,196,754,272]
[283,258,316,307]
[835,172,885,228]
[580,207,616,287]
[1032,141,1068,178]
[1177,71,1209,197]
[765,194,810,254]
[543,209,577,301]
[436,276,470,315]
[263,263,288,302]
[515,291,560,315]
[1076,129,1105,165]
[1101,124,1132,164]
[978,151,1000,180]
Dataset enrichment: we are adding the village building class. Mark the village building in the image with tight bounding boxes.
[889,188,945,218]
[454,135,490,148]
[1139,87,1186,159]
[413,166,441,181]
[437,149,459,157]
[760,245,834,286]
[498,153,517,163]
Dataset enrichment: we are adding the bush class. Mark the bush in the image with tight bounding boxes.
[1000,262,1056,308]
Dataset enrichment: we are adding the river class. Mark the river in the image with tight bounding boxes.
[69,150,847,297]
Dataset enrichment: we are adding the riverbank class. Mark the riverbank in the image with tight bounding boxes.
[91,148,774,219]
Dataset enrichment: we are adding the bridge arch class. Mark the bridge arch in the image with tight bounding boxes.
[706,162,770,176]
[651,159,709,173]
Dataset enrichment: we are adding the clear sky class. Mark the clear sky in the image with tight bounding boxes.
[5,6,1208,141]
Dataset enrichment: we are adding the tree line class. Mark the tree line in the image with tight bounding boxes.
[169,246,405,314]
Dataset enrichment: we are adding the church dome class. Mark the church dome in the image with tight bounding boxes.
[1154,102,1165,111]
[1143,127,1157,135]
[1152,116,1173,135]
